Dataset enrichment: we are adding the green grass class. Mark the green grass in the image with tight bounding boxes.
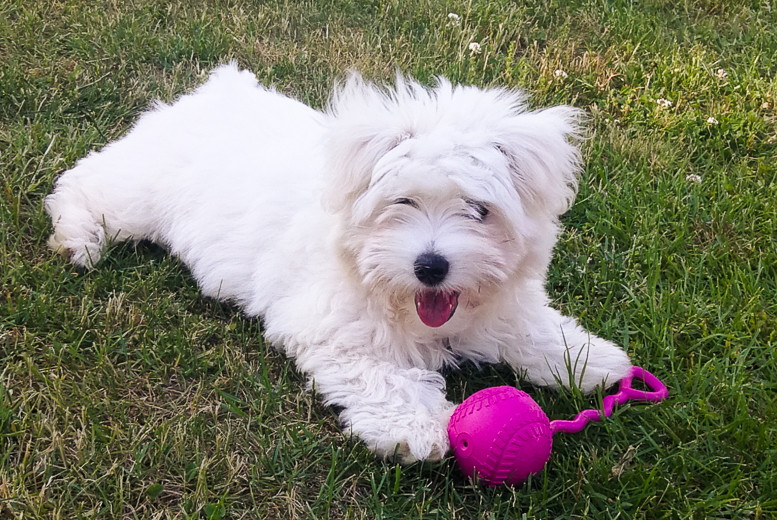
[1,0,776,518]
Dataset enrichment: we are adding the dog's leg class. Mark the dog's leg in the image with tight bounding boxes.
[45,142,179,268]
[299,354,455,463]
[45,184,109,268]
[500,305,632,393]
[44,152,157,268]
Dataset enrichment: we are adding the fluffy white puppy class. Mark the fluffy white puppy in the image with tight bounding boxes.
[46,64,631,463]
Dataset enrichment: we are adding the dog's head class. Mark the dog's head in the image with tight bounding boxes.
[324,73,582,331]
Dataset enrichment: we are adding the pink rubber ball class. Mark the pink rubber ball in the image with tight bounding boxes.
[447,386,553,486]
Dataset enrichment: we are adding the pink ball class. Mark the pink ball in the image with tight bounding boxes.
[448,386,552,486]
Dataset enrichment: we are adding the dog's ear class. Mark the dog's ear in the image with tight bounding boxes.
[323,72,415,217]
[494,105,583,219]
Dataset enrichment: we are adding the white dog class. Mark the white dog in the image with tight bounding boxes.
[45,64,631,463]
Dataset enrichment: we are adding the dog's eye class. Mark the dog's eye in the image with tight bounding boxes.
[466,200,489,221]
[394,198,419,208]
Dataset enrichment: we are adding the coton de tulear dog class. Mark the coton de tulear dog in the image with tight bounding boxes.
[45,64,632,463]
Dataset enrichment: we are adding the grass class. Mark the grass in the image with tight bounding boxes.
[1,0,776,517]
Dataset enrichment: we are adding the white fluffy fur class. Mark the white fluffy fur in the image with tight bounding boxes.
[45,64,632,463]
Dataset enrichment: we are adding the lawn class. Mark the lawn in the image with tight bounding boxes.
[1,0,776,518]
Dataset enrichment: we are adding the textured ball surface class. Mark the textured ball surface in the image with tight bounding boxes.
[448,386,552,486]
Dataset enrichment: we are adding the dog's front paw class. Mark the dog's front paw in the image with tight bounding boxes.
[571,337,632,393]
[349,404,455,464]
[384,432,449,465]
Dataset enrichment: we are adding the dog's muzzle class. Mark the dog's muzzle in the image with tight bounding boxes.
[413,252,459,327]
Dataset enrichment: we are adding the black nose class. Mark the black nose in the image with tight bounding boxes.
[414,252,449,286]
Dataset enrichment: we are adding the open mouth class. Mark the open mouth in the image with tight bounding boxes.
[414,289,460,328]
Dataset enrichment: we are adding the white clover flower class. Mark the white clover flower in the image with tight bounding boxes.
[716,68,727,79]
[656,98,673,108]
[469,42,482,55]
[554,69,568,79]
[707,117,719,125]
[447,13,460,26]
[686,174,702,184]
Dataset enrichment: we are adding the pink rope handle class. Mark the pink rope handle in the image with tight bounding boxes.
[549,366,668,435]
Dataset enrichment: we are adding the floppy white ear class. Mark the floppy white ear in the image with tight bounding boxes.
[322,72,417,215]
[495,105,583,219]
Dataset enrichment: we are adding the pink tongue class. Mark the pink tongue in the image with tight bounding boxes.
[415,290,459,328]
